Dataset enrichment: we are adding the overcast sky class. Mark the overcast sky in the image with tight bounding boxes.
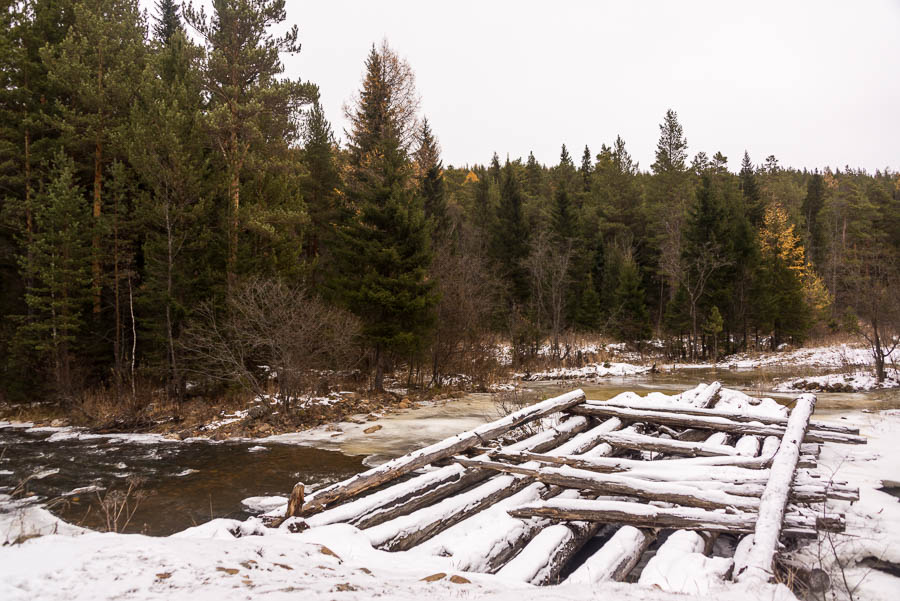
[177,0,900,172]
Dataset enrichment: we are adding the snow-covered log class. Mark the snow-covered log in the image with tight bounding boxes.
[506,498,839,536]
[308,415,591,528]
[301,389,587,515]
[572,403,865,444]
[637,530,732,595]
[586,397,857,435]
[565,526,656,584]
[557,429,741,457]
[495,520,602,584]
[735,393,816,586]
[455,458,761,511]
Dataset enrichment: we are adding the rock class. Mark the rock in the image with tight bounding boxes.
[248,405,269,420]
[256,423,273,435]
[366,414,379,421]
[421,573,446,582]
[397,400,411,409]
[216,567,239,575]
[449,575,471,584]
[332,583,356,592]
[363,425,382,434]
[50,418,67,427]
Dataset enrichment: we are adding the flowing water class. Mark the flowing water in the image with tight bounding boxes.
[2,365,897,536]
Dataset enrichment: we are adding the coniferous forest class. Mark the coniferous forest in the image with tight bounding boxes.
[2,0,899,411]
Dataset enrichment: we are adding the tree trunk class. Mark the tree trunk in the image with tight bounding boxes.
[227,165,240,290]
[374,345,384,392]
[872,317,885,383]
[92,140,103,315]
[164,204,181,401]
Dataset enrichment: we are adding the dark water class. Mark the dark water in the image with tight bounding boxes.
[0,426,364,536]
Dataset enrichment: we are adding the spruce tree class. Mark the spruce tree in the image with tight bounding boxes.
[491,160,530,305]
[580,145,593,192]
[739,150,764,226]
[300,100,341,265]
[154,0,182,43]
[415,118,449,239]
[802,171,825,264]
[333,42,436,391]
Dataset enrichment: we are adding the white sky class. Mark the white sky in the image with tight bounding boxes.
[169,0,900,172]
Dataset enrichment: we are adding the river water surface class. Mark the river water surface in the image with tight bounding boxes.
[2,366,897,535]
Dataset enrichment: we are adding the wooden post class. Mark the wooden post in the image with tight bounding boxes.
[735,394,816,586]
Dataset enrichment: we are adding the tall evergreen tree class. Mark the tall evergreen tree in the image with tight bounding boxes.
[300,100,341,265]
[41,0,147,315]
[415,118,449,239]
[184,0,316,289]
[739,150,764,225]
[491,160,530,305]
[580,144,592,192]
[154,0,181,43]
[802,171,825,264]
[333,42,436,391]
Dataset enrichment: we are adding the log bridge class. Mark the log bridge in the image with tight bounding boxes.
[281,382,864,589]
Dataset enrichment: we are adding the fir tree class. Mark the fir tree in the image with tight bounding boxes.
[491,160,530,305]
[614,255,651,344]
[415,118,449,239]
[300,100,341,264]
[739,150,763,225]
[802,171,825,264]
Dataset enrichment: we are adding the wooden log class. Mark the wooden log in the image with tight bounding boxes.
[456,457,761,511]
[565,526,656,584]
[571,403,865,445]
[310,415,591,529]
[301,388,587,515]
[735,393,815,586]
[567,429,741,457]
[637,530,732,593]
[507,498,839,537]
[495,520,602,584]
[491,449,775,472]
[735,435,760,457]
[585,397,858,435]
[285,482,305,518]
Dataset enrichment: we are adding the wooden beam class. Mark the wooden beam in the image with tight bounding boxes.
[565,526,656,584]
[735,394,816,586]
[571,403,865,445]
[507,498,842,536]
[585,398,858,435]
[300,388,587,515]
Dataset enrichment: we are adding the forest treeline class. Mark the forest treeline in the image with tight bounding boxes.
[1,0,898,406]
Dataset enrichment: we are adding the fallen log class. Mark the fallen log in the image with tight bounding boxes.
[301,388,587,515]
[455,457,761,511]
[565,526,656,584]
[584,397,858,435]
[507,498,841,536]
[735,393,815,586]
[496,520,602,584]
[571,403,865,445]
[311,415,591,529]
[637,529,732,594]
[565,429,741,457]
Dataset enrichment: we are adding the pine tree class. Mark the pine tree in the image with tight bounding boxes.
[16,152,94,399]
[802,171,825,264]
[739,150,763,225]
[652,109,688,174]
[614,254,651,344]
[154,0,182,43]
[185,0,316,289]
[333,41,436,391]
[524,150,543,198]
[41,0,147,315]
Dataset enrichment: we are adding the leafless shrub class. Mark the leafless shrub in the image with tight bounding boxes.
[96,477,148,533]
[181,277,362,408]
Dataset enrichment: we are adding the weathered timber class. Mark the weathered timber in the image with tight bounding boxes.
[301,389,587,515]
[638,530,731,592]
[735,435,760,457]
[585,397,858,435]
[456,457,761,511]
[496,520,603,584]
[285,482,305,517]
[566,526,656,584]
[314,416,591,529]
[571,404,865,444]
[491,448,776,472]
[565,429,740,457]
[735,393,816,586]
[507,498,841,536]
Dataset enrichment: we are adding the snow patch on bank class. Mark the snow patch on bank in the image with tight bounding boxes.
[774,369,900,392]
[519,362,651,382]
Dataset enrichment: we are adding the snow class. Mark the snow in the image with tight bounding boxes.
[241,496,289,514]
[774,369,900,392]
[678,343,899,370]
[639,530,733,595]
[519,362,651,382]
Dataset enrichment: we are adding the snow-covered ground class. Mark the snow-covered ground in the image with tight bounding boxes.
[677,344,898,371]
[518,362,651,381]
[774,369,900,392]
